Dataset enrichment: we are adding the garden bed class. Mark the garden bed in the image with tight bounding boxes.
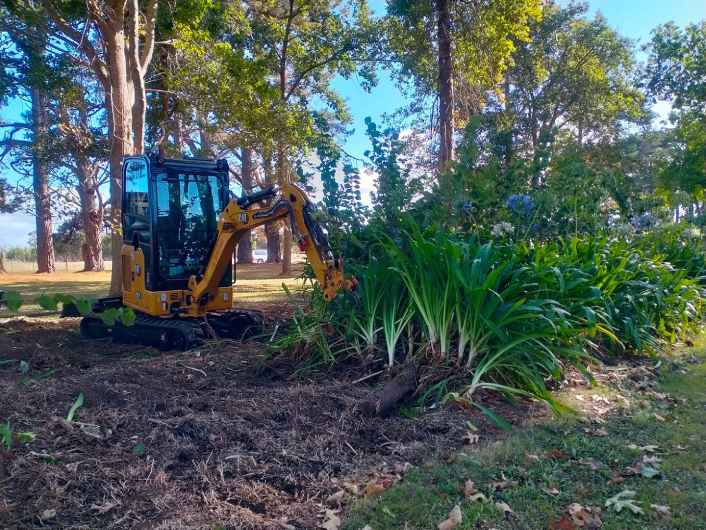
[0,318,536,529]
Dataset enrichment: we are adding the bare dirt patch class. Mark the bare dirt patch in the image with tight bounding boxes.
[0,318,531,530]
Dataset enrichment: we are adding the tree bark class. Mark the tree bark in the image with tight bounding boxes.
[30,82,55,273]
[277,144,292,274]
[265,223,282,263]
[436,0,455,173]
[77,161,104,272]
[237,148,254,264]
[361,364,418,417]
[435,0,456,171]
[106,19,132,294]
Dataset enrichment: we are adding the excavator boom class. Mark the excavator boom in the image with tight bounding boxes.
[186,181,354,315]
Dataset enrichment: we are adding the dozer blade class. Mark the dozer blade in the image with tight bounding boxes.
[206,309,264,341]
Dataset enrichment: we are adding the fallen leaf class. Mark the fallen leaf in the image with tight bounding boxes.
[360,526,374,530]
[320,510,341,530]
[605,490,643,515]
[463,479,477,497]
[642,455,661,464]
[640,445,659,453]
[467,492,488,503]
[653,413,666,422]
[490,472,518,491]
[592,428,609,437]
[495,501,514,516]
[549,448,569,460]
[567,503,602,528]
[40,509,56,520]
[91,502,118,514]
[326,490,345,507]
[542,486,560,496]
[342,481,359,496]
[437,504,462,530]
[364,478,392,497]
[491,479,519,491]
[650,504,670,516]
[526,453,540,462]
[638,464,660,478]
[549,514,578,530]
[578,458,603,471]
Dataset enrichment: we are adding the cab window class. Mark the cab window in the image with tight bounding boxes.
[124,158,150,243]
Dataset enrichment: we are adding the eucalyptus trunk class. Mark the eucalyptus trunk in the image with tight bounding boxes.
[436,0,454,172]
[77,160,104,272]
[30,79,55,273]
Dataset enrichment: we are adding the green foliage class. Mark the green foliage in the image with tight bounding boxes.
[2,290,23,312]
[645,21,706,114]
[97,307,136,328]
[0,421,12,450]
[66,392,84,423]
[386,0,542,124]
[365,117,419,226]
[283,219,706,414]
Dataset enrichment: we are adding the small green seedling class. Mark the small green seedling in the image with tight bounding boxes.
[0,421,12,450]
[66,392,85,422]
[2,291,22,312]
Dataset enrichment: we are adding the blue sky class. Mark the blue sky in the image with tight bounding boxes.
[1,0,705,248]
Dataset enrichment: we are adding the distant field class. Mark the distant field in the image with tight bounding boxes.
[0,262,307,317]
[2,259,113,273]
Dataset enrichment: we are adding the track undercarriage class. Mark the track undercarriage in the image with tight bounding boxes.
[72,298,264,350]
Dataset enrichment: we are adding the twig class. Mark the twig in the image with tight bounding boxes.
[351,369,384,386]
[176,362,207,377]
[344,441,358,455]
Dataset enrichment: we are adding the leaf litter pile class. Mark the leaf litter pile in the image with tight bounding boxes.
[0,319,528,529]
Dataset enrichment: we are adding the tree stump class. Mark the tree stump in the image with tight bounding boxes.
[361,364,418,417]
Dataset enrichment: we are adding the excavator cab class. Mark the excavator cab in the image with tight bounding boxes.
[122,155,234,293]
[78,154,352,349]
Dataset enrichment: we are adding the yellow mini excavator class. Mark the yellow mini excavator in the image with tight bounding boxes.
[77,154,354,349]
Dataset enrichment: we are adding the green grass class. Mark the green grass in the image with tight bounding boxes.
[344,347,706,530]
[0,264,306,317]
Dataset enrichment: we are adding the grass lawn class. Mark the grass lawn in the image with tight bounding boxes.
[0,263,306,317]
[344,345,706,530]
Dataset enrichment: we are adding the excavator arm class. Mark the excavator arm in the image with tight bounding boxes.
[186,182,354,316]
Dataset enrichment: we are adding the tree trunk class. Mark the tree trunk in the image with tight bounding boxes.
[277,143,291,274]
[265,222,282,263]
[436,0,454,172]
[0,250,6,274]
[281,226,292,274]
[106,21,133,295]
[30,84,55,274]
[77,162,104,272]
[237,148,254,264]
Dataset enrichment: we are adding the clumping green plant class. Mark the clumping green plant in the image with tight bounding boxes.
[275,218,706,415]
[380,275,415,367]
[385,227,457,358]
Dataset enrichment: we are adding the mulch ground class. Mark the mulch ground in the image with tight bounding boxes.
[0,317,541,530]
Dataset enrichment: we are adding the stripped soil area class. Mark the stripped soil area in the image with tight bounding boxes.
[0,318,539,530]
